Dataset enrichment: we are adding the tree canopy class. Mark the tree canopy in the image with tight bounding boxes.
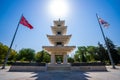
[18,48,35,63]
[0,38,120,65]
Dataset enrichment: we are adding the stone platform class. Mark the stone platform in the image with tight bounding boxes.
[71,63,107,71]
[9,63,107,72]
[1,66,120,80]
[9,63,46,72]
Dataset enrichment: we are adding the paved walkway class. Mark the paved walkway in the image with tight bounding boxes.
[0,66,120,80]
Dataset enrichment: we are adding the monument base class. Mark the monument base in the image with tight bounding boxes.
[9,62,107,72]
[9,63,46,72]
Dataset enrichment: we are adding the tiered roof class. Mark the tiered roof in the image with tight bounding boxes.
[43,19,75,54]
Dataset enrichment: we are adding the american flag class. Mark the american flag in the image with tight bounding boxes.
[99,18,110,27]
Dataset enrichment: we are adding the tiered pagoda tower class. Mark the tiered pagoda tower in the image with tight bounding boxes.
[43,19,75,64]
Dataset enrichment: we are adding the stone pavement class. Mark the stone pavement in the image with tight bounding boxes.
[0,66,120,80]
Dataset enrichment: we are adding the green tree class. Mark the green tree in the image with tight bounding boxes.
[74,46,87,62]
[68,57,74,63]
[8,50,17,62]
[106,37,120,65]
[0,42,18,66]
[117,47,120,55]
[18,48,35,63]
[74,51,80,62]
[87,46,97,62]
[35,50,44,63]
[0,43,9,63]
[78,46,87,62]
[42,51,50,63]
[97,42,109,63]
[35,50,50,63]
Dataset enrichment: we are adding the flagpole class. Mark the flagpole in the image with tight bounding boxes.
[96,13,115,69]
[1,14,23,69]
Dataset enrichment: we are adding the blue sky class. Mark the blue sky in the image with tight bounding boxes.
[0,0,120,54]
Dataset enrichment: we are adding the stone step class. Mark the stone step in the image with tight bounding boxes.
[47,66,70,71]
[47,64,71,67]
[47,64,71,71]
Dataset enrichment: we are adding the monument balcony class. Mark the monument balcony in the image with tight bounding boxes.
[42,46,76,53]
[51,26,67,35]
[55,45,63,47]
[47,35,71,45]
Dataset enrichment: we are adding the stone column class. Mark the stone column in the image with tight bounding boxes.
[51,54,55,64]
[63,54,67,64]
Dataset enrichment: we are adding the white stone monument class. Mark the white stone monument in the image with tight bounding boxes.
[43,19,75,64]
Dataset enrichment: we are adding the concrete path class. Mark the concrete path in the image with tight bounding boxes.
[0,66,120,80]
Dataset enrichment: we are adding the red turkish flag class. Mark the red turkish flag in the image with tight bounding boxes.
[20,16,33,29]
